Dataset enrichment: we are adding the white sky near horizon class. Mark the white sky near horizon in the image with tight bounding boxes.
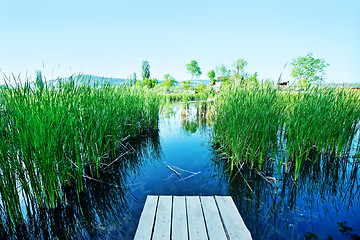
[0,0,359,84]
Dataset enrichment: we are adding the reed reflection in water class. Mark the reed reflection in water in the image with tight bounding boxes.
[1,131,162,239]
[2,102,359,240]
[212,145,360,239]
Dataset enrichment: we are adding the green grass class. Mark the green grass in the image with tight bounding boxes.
[282,88,360,177]
[213,83,360,180]
[0,75,160,227]
[214,84,284,169]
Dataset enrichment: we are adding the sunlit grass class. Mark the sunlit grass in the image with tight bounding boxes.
[213,83,360,180]
[0,75,160,227]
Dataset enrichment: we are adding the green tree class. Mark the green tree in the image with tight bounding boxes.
[186,60,202,79]
[141,60,150,80]
[35,70,44,90]
[161,74,177,90]
[207,70,216,85]
[194,83,207,93]
[291,52,329,87]
[143,78,158,88]
[216,64,231,82]
[247,72,258,84]
[233,59,247,82]
[182,80,191,90]
[127,72,137,86]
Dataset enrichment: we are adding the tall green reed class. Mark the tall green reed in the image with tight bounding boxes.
[0,75,160,227]
[283,88,360,178]
[214,83,285,169]
[213,83,360,181]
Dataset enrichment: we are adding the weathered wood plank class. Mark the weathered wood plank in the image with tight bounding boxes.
[186,196,208,240]
[200,196,227,240]
[134,195,158,240]
[152,196,173,240]
[215,196,252,240]
[172,196,188,240]
[135,195,252,240]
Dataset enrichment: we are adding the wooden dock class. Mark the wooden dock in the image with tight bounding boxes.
[134,195,252,240]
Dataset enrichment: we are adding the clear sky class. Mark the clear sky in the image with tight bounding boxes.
[0,0,359,84]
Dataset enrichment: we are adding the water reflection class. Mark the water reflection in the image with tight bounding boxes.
[2,102,359,240]
[1,131,162,239]
[180,101,212,135]
[212,145,360,239]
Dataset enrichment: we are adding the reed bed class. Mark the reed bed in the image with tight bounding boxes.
[161,91,211,102]
[0,76,160,227]
[213,83,360,180]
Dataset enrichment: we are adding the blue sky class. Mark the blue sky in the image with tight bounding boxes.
[0,0,359,84]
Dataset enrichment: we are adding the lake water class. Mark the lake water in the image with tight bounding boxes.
[3,102,359,239]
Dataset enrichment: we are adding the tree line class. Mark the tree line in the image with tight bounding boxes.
[0,53,329,90]
[126,53,329,89]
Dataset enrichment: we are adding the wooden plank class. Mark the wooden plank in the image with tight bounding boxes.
[215,196,252,240]
[152,196,173,240]
[172,196,188,240]
[134,195,158,240]
[186,196,208,240]
[200,196,227,240]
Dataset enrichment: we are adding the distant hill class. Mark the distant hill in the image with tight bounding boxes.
[0,74,213,89]
[1,75,357,89]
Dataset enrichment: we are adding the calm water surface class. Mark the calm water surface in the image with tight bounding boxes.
[3,102,359,239]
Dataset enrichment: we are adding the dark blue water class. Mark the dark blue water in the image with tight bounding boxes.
[2,102,359,239]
